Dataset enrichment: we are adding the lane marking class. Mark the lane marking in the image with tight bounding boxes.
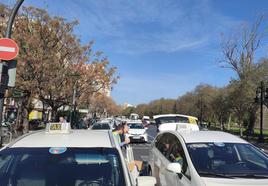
[0,46,15,52]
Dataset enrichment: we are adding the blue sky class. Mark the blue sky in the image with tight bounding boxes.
[3,0,268,105]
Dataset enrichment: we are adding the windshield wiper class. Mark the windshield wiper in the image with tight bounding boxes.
[199,171,234,179]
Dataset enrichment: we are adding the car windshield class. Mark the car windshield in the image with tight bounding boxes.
[187,143,268,178]
[155,116,189,125]
[92,123,110,130]
[128,123,144,129]
[0,147,125,186]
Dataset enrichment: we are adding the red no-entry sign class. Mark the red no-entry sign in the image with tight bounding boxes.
[0,38,19,60]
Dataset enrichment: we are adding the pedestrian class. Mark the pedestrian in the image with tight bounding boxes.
[112,124,130,147]
[59,116,67,123]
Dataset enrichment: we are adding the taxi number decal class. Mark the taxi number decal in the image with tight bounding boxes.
[50,124,62,130]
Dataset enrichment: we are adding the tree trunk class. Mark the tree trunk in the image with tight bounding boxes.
[247,109,257,134]
[239,123,243,137]
[51,107,58,122]
[228,114,231,130]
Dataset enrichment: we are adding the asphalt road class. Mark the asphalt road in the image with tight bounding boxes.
[131,125,157,162]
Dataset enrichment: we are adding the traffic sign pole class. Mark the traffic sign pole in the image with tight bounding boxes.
[0,0,24,147]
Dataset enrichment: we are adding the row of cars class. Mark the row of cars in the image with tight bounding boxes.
[1,114,268,186]
[90,118,149,143]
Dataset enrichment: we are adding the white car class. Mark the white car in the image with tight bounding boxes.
[148,130,268,186]
[126,122,148,143]
[0,123,156,186]
[142,116,151,126]
[153,114,199,132]
[90,122,112,130]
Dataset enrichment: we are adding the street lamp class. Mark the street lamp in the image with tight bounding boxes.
[254,81,268,143]
[68,72,80,128]
[0,0,25,147]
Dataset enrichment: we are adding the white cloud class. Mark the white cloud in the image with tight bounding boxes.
[2,0,241,54]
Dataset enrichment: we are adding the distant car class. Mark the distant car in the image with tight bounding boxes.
[148,130,268,186]
[90,122,112,130]
[28,119,42,130]
[142,116,151,126]
[126,123,148,143]
[153,114,199,132]
[130,113,139,120]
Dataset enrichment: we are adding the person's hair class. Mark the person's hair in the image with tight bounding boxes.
[116,124,124,131]
[121,121,127,126]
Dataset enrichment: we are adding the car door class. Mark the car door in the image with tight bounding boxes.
[152,133,179,186]
[168,135,192,186]
[150,133,165,185]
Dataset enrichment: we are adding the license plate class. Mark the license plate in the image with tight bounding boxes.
[133,136,140,139]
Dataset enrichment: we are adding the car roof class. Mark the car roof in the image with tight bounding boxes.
[127,119,142,123]
[8,130,114,148]
[153,114,198,120]
[173,130,248,144]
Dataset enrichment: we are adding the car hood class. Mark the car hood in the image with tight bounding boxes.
[158,122,199,132]
[202,177,268,186]
[128,129,146,135]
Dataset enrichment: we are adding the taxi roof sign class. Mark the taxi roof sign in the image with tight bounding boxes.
[158,122,199,132]
[45,122,71,134]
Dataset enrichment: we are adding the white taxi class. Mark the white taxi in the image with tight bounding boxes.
[148,130,268,186]
[0,123,156,186]
[153,114,199,132]
[126,122,148,143]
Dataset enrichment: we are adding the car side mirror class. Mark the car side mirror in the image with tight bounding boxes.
[166,163,182,174]
[137,176,156,186]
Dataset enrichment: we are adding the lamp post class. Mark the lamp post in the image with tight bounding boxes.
[255,81,268,143]
[68,72,80,128]
[0,0,25,147]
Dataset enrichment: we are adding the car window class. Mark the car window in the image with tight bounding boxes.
[168,135,191,180]
[128,123,144,129]
[187,143,268,178]
[156,133,173,158]
[238,145,268,169]
[155,116,189,125]
[92,123,110,130]
[0,147,126,186]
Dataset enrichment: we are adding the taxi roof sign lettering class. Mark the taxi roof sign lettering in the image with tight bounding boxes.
[46,122,71,134]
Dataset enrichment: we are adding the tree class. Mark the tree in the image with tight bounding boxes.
[220,16,268,133]
[0,4,118,123]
